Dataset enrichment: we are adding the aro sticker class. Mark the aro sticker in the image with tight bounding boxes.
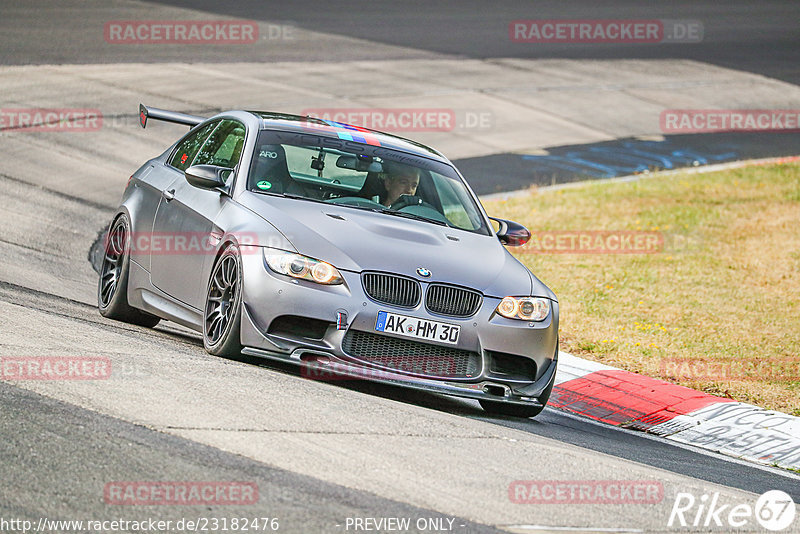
[256,180,272,190]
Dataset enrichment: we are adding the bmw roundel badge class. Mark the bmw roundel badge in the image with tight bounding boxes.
[416,267,431,278]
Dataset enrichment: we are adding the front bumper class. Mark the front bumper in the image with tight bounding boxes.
[238,250,559,405]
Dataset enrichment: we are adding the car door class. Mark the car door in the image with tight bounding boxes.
[150,119,247,308]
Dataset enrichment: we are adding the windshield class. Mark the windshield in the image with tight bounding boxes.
[247,130,491,235]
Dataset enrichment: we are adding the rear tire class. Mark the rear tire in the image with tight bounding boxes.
[97,215,161,328]
[203,244,243,358]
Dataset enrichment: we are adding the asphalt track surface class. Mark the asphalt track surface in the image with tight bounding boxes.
[1,1,800,532]
[2,0,799,85]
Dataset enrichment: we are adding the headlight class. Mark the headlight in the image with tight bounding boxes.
[264,250,343,285]
[496,296,549,321]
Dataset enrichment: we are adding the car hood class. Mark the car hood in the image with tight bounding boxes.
[240,192,553,298]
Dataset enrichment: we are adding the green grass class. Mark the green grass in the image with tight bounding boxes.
[483,163,800,415]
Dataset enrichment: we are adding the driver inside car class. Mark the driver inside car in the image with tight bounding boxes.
[381,162,421,207]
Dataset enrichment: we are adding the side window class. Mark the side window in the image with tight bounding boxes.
[168,121,218,171]
[192,120,247,171]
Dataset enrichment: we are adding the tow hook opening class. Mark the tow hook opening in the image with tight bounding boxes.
[483,384,507,397]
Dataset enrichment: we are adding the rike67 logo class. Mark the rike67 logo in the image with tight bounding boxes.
[669,490,796,531]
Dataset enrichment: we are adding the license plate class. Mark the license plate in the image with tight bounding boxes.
[374,311,460,345]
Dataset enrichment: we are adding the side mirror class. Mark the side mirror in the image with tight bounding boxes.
[489,217,531,246]
[185,164,231,190]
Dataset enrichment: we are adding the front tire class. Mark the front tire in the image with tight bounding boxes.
[203,244,243,358]
[97,215,161,328]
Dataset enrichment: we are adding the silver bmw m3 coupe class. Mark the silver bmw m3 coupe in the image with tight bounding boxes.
[98,104,559,417]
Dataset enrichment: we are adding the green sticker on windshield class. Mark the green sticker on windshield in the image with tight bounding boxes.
[256,180,272,190]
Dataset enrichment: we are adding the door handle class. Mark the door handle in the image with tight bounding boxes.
[163,188,175,201]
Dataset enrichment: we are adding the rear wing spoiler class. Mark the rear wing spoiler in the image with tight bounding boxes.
[139,103,205,129]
